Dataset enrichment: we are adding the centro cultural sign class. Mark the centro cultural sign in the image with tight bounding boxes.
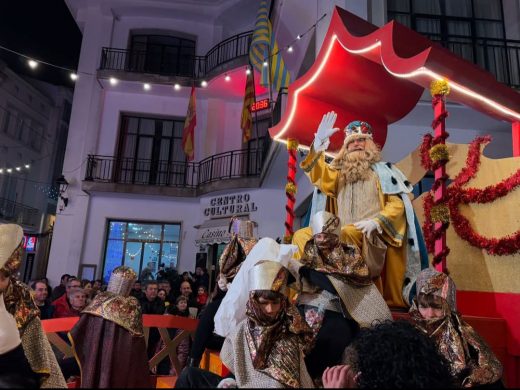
[203,193,258,218]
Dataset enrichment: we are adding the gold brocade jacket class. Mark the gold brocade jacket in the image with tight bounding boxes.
[300,148,407,248]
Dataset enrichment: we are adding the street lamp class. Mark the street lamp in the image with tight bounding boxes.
[56,175,69,209]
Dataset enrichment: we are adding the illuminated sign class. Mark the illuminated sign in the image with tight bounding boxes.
[250,99,270,113]
[23,235,37,252]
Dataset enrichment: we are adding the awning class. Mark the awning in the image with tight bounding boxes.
[194,218,232,245]
[269,7,520,151]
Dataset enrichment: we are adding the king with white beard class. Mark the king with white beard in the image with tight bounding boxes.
[293,112,425,308]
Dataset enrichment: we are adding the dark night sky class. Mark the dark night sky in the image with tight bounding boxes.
[0,0,82,87]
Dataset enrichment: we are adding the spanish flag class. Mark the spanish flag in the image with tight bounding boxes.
[182,86,196,161]
[241,71,255,143]
[249,0,290,92]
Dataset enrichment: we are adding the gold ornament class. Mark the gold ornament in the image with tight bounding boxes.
[285,182,297,195]
[287,138,299,151]
[429,144,450,162]
[430,79,450,97]
[430,203,450,223]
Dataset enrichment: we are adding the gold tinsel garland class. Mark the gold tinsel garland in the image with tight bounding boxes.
[285,182,297,195]
[287,139,299,151]
[430,79,450,97]
[430,203,450,223]
[429,144,450,162]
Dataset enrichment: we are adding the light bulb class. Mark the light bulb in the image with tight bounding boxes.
[6,168,12,173]
[224,74,231,81]
[246,68,251,75]
[28,59,38,69]
[174,83,181,90]
[263,61,268,67]
[287,46,293,53]
[143,83,151,90]
[15,167,21,171]
[25,164,30,169]
[297,34,301,40]
[70,73,78,81]
[201,80,208,87]
[109,77,118,86]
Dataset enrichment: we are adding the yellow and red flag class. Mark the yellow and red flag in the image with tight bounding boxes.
[182,86,196,161]
[241,71,255,143]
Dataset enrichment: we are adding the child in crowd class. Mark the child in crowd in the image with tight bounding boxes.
[196,286,208,308]
[165,296,191,374]
[409,268,503,388]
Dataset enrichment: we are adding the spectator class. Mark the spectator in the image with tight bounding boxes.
[165,296,190,374]
[139,281,165,315]
[139,281,166,372]
[69,289,87,316]
[81,279,93,302]
[52,277,81,318]
[157,289,167,302]
[196,286,208,309]
[92,279,103,296]
[30,280,54,319]
[179,280,197,309]
[140,262,155,281]
[41,277,52,298]
[130,280,144,300]
[193,266,209,290]
[51,274,70,301]
[158,279,174,304]
[322,320,454,389]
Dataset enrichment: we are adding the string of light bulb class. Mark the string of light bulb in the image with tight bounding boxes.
[0,13,327,92]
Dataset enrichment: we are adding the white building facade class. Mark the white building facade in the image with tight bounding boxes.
[0,60,73,281]
[48,0,519,287]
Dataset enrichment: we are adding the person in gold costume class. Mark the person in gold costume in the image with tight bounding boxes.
[0,224,67,388]
[68,266,152,388]
[410,268,503,388]
[293,111,427,308]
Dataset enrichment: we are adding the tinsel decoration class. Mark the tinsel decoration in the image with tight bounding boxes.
[429,144,449,163]
[430,203,450,223]
[429,79,450,271]
[430,79,450,97]
[422,135,520,256]
[287,139,299,151]
[284,138,298,244]
[285,182,297,195]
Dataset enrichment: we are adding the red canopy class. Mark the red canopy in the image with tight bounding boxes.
[270,7,520,151]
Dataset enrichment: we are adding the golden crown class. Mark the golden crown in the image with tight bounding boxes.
[107,266,137,297]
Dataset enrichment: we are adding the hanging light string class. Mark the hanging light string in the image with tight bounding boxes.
[0,43,93,79]
[0,13,327,88]
[249,12,328,69]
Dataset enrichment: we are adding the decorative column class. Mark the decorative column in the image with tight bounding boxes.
[284,139,298,244]
[513,121,520,157]
[430,80,451,273]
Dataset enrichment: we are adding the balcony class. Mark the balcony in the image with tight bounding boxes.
[0,197,41,228]
[424,35,520,89]
[98,31,253,84]
[83,139,272,197]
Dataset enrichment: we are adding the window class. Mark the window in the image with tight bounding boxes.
[128,34,196,76]
[102,220,181,283]
[116,115,187,185]
[387,0,518,87]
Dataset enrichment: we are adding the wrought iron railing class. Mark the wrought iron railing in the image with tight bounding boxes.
[0,197,40,227]
[100,31,253,79]
[424,34,520,88]
[85,146,265,189]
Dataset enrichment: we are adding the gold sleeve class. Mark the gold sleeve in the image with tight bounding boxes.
[300,146,339,198]
[374,188,406,247]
